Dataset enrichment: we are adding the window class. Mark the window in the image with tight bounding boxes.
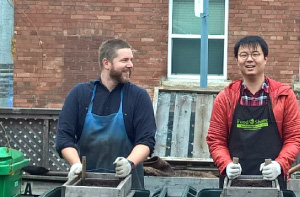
[168,0,228,81]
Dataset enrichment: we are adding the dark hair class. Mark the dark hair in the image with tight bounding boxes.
[98,39,131,69]
[234,36,268,58]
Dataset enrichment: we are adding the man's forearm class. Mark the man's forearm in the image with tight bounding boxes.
[61,147,81,166]
[127,144,150,166]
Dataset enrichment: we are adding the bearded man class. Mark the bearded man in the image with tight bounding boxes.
[56,39,156,189]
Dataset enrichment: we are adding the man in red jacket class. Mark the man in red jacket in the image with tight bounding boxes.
[206,35,300,189]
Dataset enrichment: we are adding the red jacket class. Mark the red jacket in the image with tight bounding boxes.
[206,77,300,178]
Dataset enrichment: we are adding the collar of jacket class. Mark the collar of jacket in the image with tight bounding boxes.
[224,76,291,106]
[222,76,291,120]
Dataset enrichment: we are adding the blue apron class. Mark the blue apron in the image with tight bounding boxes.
[77,84,144,189]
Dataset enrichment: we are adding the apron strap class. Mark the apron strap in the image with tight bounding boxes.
[118,89,124,113]
[87,84,98,113]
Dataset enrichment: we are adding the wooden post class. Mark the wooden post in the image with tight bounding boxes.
[233,157,239,164]
[265,159,272,165]
[82,156,86,185]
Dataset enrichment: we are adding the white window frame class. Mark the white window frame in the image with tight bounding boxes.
[167,0,229,82]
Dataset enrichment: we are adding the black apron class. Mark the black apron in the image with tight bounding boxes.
[219,91,286,189]
[77,84,144,189]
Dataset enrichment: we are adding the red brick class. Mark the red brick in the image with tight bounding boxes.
[12,0,300,107]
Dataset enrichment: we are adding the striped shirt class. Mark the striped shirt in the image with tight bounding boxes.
[240,80,269,106]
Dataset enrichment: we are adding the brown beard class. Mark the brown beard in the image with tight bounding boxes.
[109,66,132,83]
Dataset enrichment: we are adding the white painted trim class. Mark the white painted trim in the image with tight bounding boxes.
[167,0,229,82]
[167,0,173,79]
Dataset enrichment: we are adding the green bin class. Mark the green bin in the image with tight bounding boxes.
[0,147,30,197]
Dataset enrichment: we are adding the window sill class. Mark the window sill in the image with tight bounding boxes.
[159,80,231,93]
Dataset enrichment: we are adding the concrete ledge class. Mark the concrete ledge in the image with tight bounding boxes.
[293,83,300,92]
[145,176,300,196]
[161,80,231,92]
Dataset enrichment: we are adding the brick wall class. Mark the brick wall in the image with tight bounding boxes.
[13,0,300,108]
[227,0,300,83]
[14,0,168,107]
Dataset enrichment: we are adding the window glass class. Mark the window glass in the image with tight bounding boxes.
[172,38,224,75]
[172,0,225,35]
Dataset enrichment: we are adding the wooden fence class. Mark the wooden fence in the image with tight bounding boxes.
[152,87,218,161]
[0,108,69,171]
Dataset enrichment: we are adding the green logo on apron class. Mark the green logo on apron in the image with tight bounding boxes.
[236,118,268,131]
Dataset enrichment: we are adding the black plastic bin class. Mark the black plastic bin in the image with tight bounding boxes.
[282,190,296,197]
[133,189,150,197]
[40,187,151,197]
[197,188,222,197]
[181,185,197,197]
[152,185,168,197]
[197,188,296,197]
[39,186,61,197]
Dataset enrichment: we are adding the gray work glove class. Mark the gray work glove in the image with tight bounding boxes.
[113,157,132,178]
[68,162,82,181]
[226,162,242,179]
[260,161,281,180]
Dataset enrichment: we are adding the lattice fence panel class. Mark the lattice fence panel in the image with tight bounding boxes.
[0,108,68,172]
[49,119,70,171]
[0,118,44,166]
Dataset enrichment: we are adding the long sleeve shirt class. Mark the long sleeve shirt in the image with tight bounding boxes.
[56,78,156,157]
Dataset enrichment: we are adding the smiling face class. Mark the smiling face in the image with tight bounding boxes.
[236,44,268,80]
[108,48,133,83]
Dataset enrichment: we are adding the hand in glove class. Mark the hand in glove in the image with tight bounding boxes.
[113,157,132,178]
[226,162,242,179]
[68,163,82,181]
[260,161,281,180]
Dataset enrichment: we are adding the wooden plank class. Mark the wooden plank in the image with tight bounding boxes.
[42,119,49,169]
[153,92,171,157]
[170,94,192,157]
[0,115,59,119]
[0,107,61,115]
[156,87,221,94]
[193,94,214,159]
[159,157,213,163]
[152,87,159,117]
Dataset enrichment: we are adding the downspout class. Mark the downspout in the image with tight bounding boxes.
[200,0,209,88]
[0,0,14,66]
[0,0,14,107]
[195,0,209,88]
